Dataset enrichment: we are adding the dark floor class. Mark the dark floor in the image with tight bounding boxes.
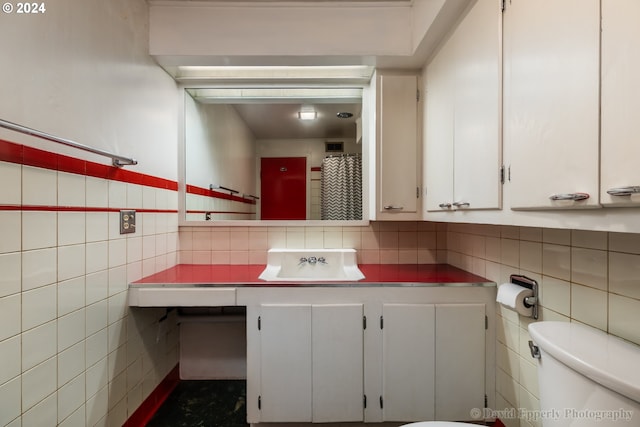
[147,380,248,427]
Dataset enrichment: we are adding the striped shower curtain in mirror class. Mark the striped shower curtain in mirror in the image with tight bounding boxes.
[320,154,362,220]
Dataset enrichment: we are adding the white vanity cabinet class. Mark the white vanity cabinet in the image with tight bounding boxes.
[238,287,493,425]
[425,0,502,212]
[503,0,600,209]
[380,303,486,422]
[600,0,640,207]
[376,72,421,220]
[256,303,364,423]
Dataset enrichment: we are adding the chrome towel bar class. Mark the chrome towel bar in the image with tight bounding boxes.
[0,118,137,167]
[210,184,239,195]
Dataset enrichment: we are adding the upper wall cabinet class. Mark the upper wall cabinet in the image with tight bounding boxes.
[504,0,600,210]
[425,0,502,212]
[377,72,421,220]
[601,0,640,206]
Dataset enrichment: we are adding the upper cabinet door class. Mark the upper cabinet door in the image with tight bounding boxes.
[425,30,456,212]
[504,0,600,209]
[601,0,640,206]
[425,0,502,212]
[377,73,420,219]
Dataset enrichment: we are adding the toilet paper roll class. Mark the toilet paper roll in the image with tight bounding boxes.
[497,283,534,317]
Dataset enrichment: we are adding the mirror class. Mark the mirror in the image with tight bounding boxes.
[181,86,370,224]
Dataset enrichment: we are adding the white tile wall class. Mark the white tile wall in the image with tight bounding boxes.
[0,162,21,204]
[178,221,443,265]
[0,160,179,426]
[446,223,640,427]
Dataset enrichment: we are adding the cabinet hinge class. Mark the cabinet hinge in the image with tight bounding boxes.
[501,0,506,12]
[379,395,384,409]
[500,165,505,184]
[485,315,488,330]
[484,394,488,408]
[416,89,420,102]
[380,316,384,330]
[363,316,367,330]
[416,186,420,198]
[258,395,262,410]
[364,394,367,409]
[258,316,261,331]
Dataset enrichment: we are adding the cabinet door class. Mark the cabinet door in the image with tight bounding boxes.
[312,304,364,422]
[452,0,502,210]
[425,32,455,211]
[435,304,486,421]
[425,0,502,211]
[601,0,640,206]
[378,73,420,218]
[381,304,435,421]
[504,0,600,209]
[259,304,312,422]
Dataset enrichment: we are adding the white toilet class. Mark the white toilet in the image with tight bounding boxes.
[528,321,640,426]
[403,321,640,427]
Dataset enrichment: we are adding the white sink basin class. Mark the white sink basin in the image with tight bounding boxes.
[259,249,365,282]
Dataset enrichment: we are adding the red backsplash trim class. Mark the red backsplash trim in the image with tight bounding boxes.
[186,184,257,205]
[0,139,178,191]
[311,166,322,172]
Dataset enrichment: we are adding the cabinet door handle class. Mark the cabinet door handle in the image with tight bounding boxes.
[549,193,590,201]
[452,201,470,208]
[383,206,404,210]
[607,186,640,196]
[438,203,452,209]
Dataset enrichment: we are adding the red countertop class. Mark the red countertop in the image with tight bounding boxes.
[131,264,492,286]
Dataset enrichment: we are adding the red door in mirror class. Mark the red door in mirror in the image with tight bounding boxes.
[260,157,307,220]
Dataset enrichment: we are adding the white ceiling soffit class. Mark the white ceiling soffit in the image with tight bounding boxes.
[174,65,375,83]
[187,87,363,103]
[149,0,474,72]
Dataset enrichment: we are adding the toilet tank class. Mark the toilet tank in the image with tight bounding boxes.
[528,321,640,426]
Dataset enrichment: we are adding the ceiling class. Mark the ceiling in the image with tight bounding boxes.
[165,0,469,140]
[231,102,361,140]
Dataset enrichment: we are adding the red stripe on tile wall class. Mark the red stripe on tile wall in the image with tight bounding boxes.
[0,138,178,191]
[0,205,177,213]
[186,184,257,205]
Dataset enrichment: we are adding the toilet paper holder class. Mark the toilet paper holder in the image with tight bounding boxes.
[510,274,539,319]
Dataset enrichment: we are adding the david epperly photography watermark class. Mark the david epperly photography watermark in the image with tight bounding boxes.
[470,407,634,423]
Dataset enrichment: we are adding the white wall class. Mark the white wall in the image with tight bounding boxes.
[0,0,178,180]
[257,137,360,166]
[0,0,180,425]
[185,98,256,194]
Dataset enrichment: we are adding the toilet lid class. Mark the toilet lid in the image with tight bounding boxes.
[401,422,480,427]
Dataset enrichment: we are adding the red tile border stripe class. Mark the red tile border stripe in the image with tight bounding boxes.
[186,184,257,205]
[0,138,178,191]
[0,139,267,210]
[0,204,178,213]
